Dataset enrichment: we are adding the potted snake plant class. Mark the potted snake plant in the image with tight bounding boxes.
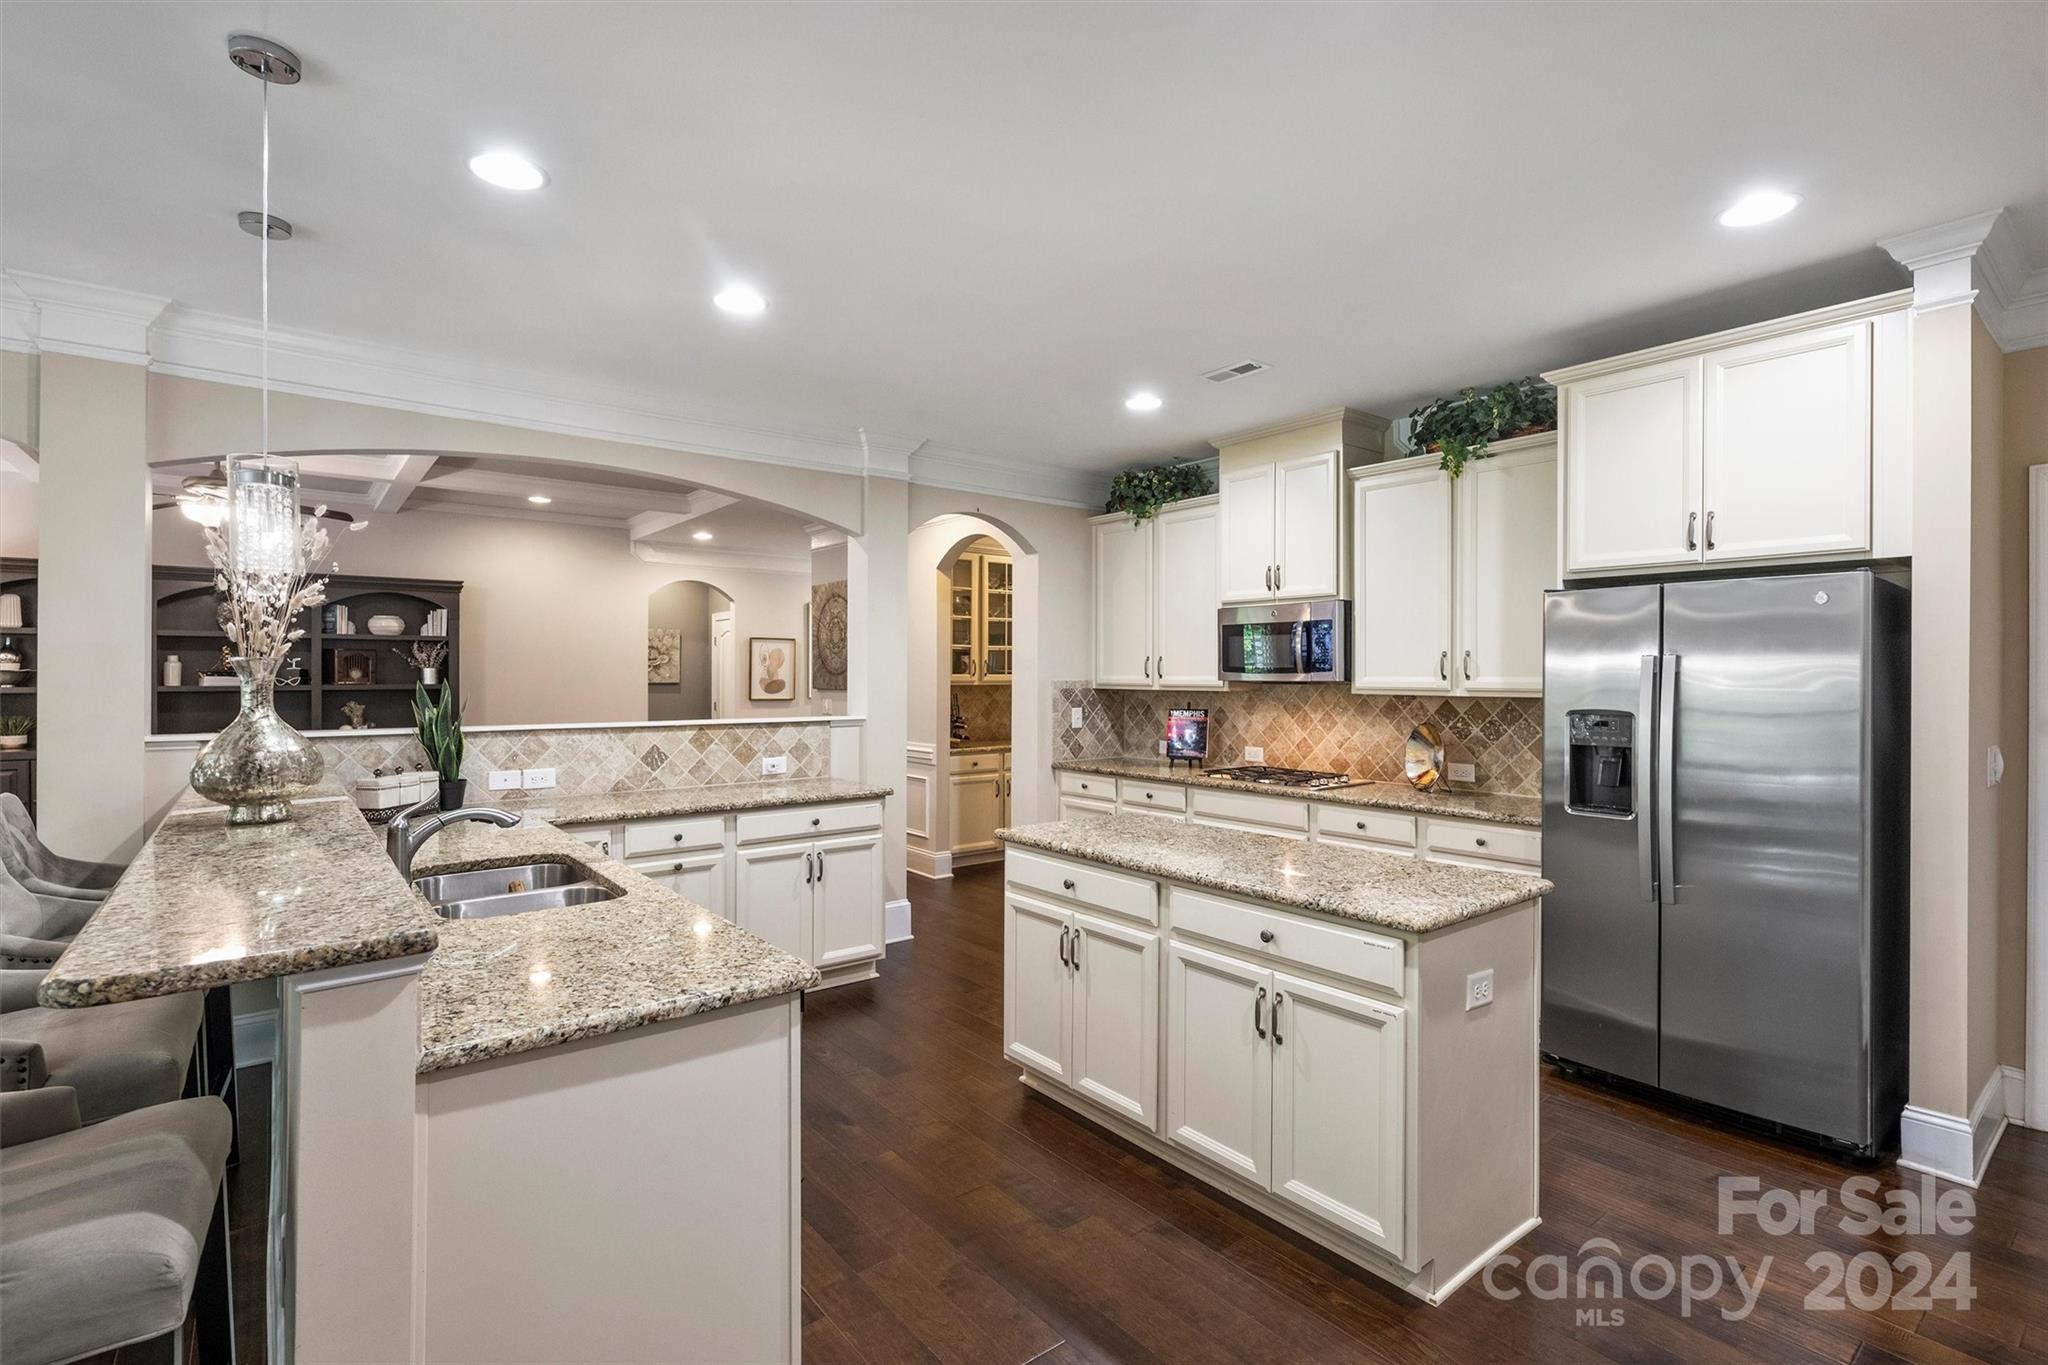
[412,682,468,810]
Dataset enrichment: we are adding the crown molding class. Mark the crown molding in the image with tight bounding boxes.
[906,441,1101,509]
[627,541,811,576]
[1542,288,1917,385]
[6,271,169,364]
[1880,208,2046,350]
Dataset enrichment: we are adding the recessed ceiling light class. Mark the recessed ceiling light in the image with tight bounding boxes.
[713,284,767,316]
[1125,391,1163,413]
[468,150,547,191]
[1718,189,1800,228]
[692,530,714,541]
[526,494,552,505]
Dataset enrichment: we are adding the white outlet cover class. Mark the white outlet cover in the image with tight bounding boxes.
[1070,707,1084,729]
[1244,745,1265,763]
[1448,762,1477,784]
[521,767,556,789]
[487,770,521,791]
[761,755,789,776]
[1987,744,2005,787]
[1465,968,1494,1011]
[1157,738,1168,755]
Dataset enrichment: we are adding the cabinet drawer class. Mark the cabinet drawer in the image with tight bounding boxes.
[1057,795,1115,822]
[950,750,1009,774]
[619,814,726,856]
[1420,817,1540,867]
[1310,804,1417,848]
[1056,770,1114,801]
[1169,887,1402,999]
[736,800,883,846]
[1007,848,1159,927]
[563,824,619,858]
[1188,787,1310,834]
[1118,779,1187,813]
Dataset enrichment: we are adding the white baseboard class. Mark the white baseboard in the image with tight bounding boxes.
[885,898,912,944]
[906,846,952,881]
[2003,1065,2028,1128]
[232,1008,278,1068]
[1899,1067,2009,1187]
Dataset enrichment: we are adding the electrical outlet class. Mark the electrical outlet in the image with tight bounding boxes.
[1465,969,1495,1011]
[1448,761,1477,784]
[521,767,556,790]
[1987,745,2005,787]
[761,755,789,776]
[1244,745,1265,763]
[487,769,521,791]
[1157,738,1168,755]
[1070,707,1084,730]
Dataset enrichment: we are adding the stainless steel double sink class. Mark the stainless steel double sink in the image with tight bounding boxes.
[411,860,620,920]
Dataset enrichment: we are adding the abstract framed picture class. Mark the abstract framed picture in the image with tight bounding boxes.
[750,636,796,700]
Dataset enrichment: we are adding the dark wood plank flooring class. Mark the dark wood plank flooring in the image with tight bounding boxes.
[130,860,2048,1362]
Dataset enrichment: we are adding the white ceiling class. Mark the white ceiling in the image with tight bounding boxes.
[4,2,2043,480]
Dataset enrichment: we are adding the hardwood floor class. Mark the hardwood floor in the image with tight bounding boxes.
[174,860,2048,1363]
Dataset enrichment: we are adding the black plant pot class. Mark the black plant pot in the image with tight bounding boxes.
[438,778,468,811]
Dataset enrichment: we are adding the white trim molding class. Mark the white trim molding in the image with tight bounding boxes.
[2031,465,2048,1132]
[233,1007,280,1068]
[2003,1066,2028,1130]
[885,897,913,944]
[1899,1067,2010,1187]
[1879,208,2048,351]
[6,270,169,364]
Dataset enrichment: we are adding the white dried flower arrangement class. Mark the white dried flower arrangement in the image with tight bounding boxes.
[203,508,342,666]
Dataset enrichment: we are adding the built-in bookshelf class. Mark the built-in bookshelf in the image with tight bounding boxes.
[0,558,36,817]
[152,567,462,734]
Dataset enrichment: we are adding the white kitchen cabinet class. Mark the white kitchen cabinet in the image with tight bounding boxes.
[813,833,885,968]
[949,550,1014,684]
[1218,462,1279,604]
[1057,794,1115,822]
[633,849,729,917]
[1165,939,1273,1185]
[1003,893,1074,1085]
[1090,495,1222,690]
[1456,442,1558,692]
[734,841,812,961]
[1352,462,1454,693]
[1702,320,1871,562]
[1069,911,1160,1127]
[1560,355,1702,572]
[1220,449,1345,603]
[1269,972,1406,1257]
[949,770,1003,853]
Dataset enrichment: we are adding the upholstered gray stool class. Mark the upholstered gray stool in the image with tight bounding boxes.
[0,864,96,945]
[0,830,107,905]
[0,794,122,893]
[0,991,205,1125]
[0,1090,233,1365]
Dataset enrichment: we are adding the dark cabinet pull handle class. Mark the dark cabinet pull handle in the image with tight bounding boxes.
[1259,929,1275,943]
[1062,878,1076,891]
[1475,837,1488,848]
[1058,925,1070,967]
[1705,510,1717,551]
[1144,656,1152,679]
[1254,986,1267,1039]
[1439,651,1448,682]
[1463,650,1473,681]
[673,833,683,843]
[804,852,814,885]
[1071,931,1081,973]
[1272,993,1284,1047]
[811,817,821,827]
[673,861,684,872]
[1686,511,1698,551]
[1356,821,1367,831]
[1144,793,1154,801]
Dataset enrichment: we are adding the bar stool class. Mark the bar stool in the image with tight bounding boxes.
[0,794,123,893]
[0,831,108,905]
[0,864,96,944]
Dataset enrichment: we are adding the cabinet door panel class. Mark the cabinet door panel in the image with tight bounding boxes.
[1275,450,1341,599]
[1703,320,1870,561]
[1165,940,1271,1185]
[1071,912,1160,1129]
[635,849,729,918]
[734,841,812,963]
[1219,464,1278,604]
[1153,500,1222,688]
[813,834,883,969]
[1458,447,1556,693]
[1353,464,1452,693]
[1093,518,1154,686]
[1270,973,1406,1257]
[1058,795,1116,822]
[1563,357,1702,572]
[1004,894,1072,1083]
[949,771,1003,853]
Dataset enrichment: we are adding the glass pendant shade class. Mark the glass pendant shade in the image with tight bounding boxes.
[227,455,301,580]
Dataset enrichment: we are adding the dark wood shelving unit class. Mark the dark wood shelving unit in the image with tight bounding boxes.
[152,567,462,734]
[1,558,37,818]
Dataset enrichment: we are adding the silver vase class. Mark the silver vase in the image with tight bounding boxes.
[189,655,325,824]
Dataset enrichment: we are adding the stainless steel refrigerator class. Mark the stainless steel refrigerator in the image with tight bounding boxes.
[1541,569,1908,1155]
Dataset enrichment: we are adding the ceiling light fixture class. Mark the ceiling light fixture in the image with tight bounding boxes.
[713,284,767,316]
[1124,391,1163,413]
[177,490,229,528]
[468,149,547,191]
[526,494,552,505]
[1718,189,1800,228]
[691,530,714,541]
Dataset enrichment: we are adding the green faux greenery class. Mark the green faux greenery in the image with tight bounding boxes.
[412,683,466,782]
[1104,460,1214,522]
[1408,377,1557,477]
[0,715,31,737]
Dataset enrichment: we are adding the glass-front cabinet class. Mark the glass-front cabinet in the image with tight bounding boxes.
[948,549,1013,685]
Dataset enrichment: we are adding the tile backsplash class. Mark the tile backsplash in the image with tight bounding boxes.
[1050,682,1542,797]
[951,684,1012,743]
[314,722,831,798]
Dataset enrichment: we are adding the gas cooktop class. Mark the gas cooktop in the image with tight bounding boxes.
[1205,765,1357,790]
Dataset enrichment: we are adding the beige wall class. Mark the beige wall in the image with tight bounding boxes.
[2000,346,2047,1069]
[150,507,807,726]
[647,579,725,721]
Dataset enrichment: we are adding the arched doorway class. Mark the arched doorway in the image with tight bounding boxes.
[646,578,736,721]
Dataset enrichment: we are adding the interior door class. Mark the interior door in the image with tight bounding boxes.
[1458,446,1557,693]
[948,771,1002,853]
[1004,893,1073,1084]
[1152,499,1222,688]
[1093,517,1153,686]
[1165,940,1272,1186]
[710,612,735,718]
[1219,463,1278,604]
[812,833,883,969]
[1353,463,1452,693]
[734,840,812,962]
[1070,912,1160,1129]
[1563,357,1703,573]
[1703,320,1871,562]
[1269,973,1406,1258]
[1274,450,1341,599]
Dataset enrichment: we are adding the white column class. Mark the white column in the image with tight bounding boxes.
[849,475,910,923]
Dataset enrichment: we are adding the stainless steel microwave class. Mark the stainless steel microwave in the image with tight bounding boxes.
[1218,599,1350,683]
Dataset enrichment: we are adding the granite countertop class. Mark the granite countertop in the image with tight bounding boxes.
[408,819,819,1073]
[998,814,1550,934]
[1052,757,1541,828]
[492,776,893,827]
[950,741,1012,755]
[39,791,439,1009]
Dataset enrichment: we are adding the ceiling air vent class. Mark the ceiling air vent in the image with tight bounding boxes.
[1201,359,1269,384]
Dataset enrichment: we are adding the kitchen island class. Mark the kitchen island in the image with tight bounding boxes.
[996,813,1550,1305]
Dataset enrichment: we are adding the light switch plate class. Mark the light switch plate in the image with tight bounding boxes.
[1244,745,1265,763]
[1987,745,2005,787]
[1448,762,1477,784]
[1070,707,1084,730]
[487,770,521,791]
[1465,969,1494,1011]
[521,768,556,789]
[761,755,789,776]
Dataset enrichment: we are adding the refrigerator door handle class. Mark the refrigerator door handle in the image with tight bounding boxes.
[1638,654,1659,901]
[1657,652,1680,903]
